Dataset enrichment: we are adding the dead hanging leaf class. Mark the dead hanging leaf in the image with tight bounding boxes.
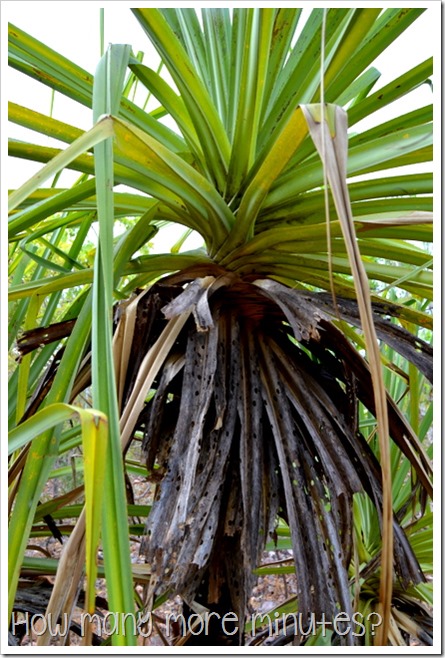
[301,103,393,645]
[16,319,77,356]
[113,287,149,411]
[313,292,433,383]
[161,276,215,319]
[254,279,325,341]
[119,311,191,452]
[193,274,238,331]
[129,276,428,643]
[36,511,86,646]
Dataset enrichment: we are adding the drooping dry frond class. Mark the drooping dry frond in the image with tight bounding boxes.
[100,273,432,644]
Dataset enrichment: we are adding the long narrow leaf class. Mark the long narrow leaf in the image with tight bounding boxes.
[8,118,114,211]
[91,43,137,645]
[132,8,231,191]
[301,103,393,645]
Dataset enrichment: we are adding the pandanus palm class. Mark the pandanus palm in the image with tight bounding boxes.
[8,7,433,646]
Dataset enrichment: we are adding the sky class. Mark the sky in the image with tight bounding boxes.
[4,2,440,250]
